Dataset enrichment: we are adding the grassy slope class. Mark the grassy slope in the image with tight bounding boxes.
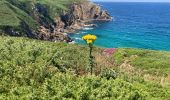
[0,0,37,28]
[0,36,170,99]
[0,0,88,34]
[0,1,20,26]
[113,49,170,99]
[114,49,170,75]
[0,0,87,26]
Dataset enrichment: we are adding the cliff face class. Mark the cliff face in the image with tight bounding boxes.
[1,1,111,42]
[60,2,112,33]
[64,2,112,22]
[38,2,111,42]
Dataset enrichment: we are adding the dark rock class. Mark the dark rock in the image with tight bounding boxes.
[57,2,112,34]
[45,2,112,42]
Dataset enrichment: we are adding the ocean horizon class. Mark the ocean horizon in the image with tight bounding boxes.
[70,2,170,51]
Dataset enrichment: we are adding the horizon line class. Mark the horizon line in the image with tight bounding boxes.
[91,1,170,3]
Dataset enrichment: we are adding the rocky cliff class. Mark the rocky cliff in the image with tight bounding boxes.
[61,2,112,32]
[37,2,112,42]
[1,1,111,42]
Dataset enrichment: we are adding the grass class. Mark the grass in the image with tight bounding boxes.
[113,48,170,75]
[0,1,21,26]
[0,36,170,99]
[0,0,88,35]
[35,0,88,17]
[0,0,88,26]
[0,0,37,28]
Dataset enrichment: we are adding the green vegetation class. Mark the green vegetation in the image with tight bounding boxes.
[35,0,88,17]
[0,36,170,99]
[113,48,170,76]
[0,0,88,35]
[82,34,97,75]
[0,0,87,26]
[0,0,37,28]
[0,1,169,99]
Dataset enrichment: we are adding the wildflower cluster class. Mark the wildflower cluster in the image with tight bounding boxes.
[82,34,97,75]
[82,34,97,44]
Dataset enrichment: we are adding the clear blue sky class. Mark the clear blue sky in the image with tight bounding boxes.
[91,0,170,2]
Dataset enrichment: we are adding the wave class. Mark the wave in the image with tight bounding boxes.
[81,31,87,34]
[83,27,94,30]
[75,32,80,34]
[69,41,76,44]
[74,37,82,40]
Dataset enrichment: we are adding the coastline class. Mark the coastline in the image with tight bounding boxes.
[0,0,112,43]
[49,2,112,42]
[71,2,170,51]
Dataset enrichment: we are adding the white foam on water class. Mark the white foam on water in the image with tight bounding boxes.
[75,37,82,40]
[69,41,76,44]
[74,31,87,34]
[75,32,81,34]
[81,31,87,34]
[83,27,94,30]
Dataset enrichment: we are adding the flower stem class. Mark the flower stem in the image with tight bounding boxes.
[89,44,93,75]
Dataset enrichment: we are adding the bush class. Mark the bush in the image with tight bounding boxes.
[0,36,170,99]
[100,69,118,80]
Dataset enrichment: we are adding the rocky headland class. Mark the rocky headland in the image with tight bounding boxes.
[0,1,111,42]
[38,2,112,42]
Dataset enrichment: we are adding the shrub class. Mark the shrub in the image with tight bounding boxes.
[100,69,118,80]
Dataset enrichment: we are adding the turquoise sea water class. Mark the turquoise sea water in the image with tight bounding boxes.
[70,2,170,51]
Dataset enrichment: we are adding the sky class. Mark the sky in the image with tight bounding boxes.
[91,0,170,2]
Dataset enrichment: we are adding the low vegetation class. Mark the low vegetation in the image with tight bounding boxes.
[1,0,169,99]
[0,36,170,99]
[114,48,170,75]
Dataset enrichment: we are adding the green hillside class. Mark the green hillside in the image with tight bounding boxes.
[0,0,87,26]
[0,36,170,99]
[0,0,37,29]
[0,0,88,36]
[1,0,170,99]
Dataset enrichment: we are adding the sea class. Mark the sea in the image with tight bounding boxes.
[69,2,170,51]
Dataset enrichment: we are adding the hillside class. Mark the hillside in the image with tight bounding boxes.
[0,0,111,42]
[0,36,170,99]
[0,0,85,39]
[1,0,169,99]
[0,0,87,27]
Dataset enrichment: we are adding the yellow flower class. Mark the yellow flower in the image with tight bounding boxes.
[82,34,97,44]
[87,40,92,44]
